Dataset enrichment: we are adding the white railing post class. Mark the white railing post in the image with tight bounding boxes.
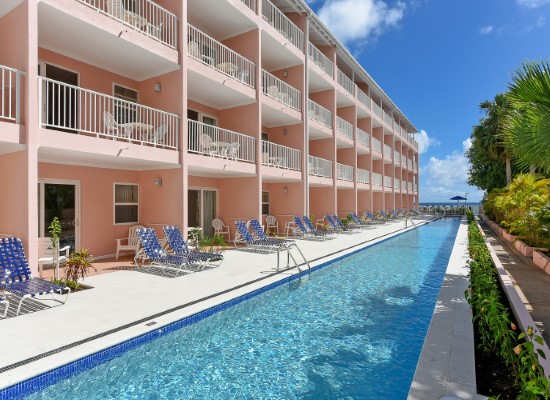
[358,89,371,109]
[337,68,355,96]
[308,155,332,178]
[261,69,301,111]
[261,140,301,170]
[357,128,370,148]
[336,163,353,181]
[308,43,333,78]
[336,117,353,140]
[308,99,332,128]
[262,0,303,50]
[358,168,370,184]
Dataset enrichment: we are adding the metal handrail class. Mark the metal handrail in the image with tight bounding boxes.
[336,162,354,181]
[308,43,333,77]
[372,137,382,153]
[372,172,382,186]
[262,0,304,50]
[372,103,382,118]
[307,99,332,128]
[261,69,301,111]
[384,176,392,188]
[358,88,371,109]
[337,68,355,96]
[261,140,301,171]
[240,0,256,12]
[357,128,370,147]
[0,65,22,123]
[383,144,392,159]
[336,117,353,140]
[357,168,370,184]
[308,155,332,178]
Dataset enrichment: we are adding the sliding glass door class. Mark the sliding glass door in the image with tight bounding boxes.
[188,189,217,237]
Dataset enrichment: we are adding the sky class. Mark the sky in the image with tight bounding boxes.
[305,0,550,203]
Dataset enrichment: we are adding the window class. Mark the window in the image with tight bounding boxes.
[114,84,138,124]
[114,183,139,224]
[262,191,270,215]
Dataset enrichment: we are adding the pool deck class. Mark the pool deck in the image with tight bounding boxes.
[0,215,485,398]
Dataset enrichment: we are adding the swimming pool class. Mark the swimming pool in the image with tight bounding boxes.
[21,218,460,399]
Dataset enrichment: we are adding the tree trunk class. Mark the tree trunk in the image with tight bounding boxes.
[505,157,512,184]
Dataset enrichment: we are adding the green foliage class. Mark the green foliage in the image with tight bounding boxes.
[63,249,96,289]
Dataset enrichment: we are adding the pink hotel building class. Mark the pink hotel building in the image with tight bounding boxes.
[0,0,418,272]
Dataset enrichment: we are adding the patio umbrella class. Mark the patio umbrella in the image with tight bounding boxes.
[450,195,467,205]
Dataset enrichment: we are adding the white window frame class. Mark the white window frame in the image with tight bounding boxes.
[262,190,270,216]
[113,182,139,225]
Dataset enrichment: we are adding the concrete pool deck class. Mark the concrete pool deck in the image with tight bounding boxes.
[0,216,477,397]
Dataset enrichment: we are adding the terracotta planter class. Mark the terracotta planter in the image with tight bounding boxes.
[502,230,516,243]
[513,239,546,258]
[533,250,550,274]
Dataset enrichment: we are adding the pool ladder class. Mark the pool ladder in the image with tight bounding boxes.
[276,243,312,274]
[404,218,417,229]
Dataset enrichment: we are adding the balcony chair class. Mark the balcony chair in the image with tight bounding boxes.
[199,133,218,156]
[0,237,70,316]
[266,85,279,99]
[106,0,148,29]
[212,218,230,242]
[162,226,223,267]
[116,224,144,260]
[153,124,167,145]
[264,215,278,235]
[104,111,121,138]
[37,237,70,278]
[226,142,240,160]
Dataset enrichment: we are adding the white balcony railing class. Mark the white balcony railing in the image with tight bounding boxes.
[408,158,413,170]
[394,122,401,136]
[188,120,255,163]
[0,65,22,123]
[261,69,301,111]
[357,168,370,184]
[188,25,256,88]
[308,99,332,128]
[408,182,413,191]
[394,178,400,190]
[39,77,179,149]
[357,128,370,148]
[414,183,418,192]
[336,117,353,140]
[401,156,407,168]
[240,0,256,12]
[372,137,382,153]
[372,172,382,186]
[308,43,333,78]
[308,155,332,178]
[336,163,354,181]
[383,144,392,159]
[262,140,301,171]
[384,176,392,188]
[262,0,304,50]
[383,111,392,125]
[78,0,177,48]
[394,150,400,165]
[414,162,418,171]
[358,89,371,109]
[373,103,382,119]
[402,180,407,191]
[337,68,355,96]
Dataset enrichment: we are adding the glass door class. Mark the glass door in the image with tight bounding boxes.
[187,189,217,237]
[38,180,80,252]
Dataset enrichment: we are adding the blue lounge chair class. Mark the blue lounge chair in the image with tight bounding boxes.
[248,219,294,245]
[349,212,372,228]
[293,216,331,239]
[332,214,361,231]
[1,295,8,318]
[364,211,385,224]
[135,227,194,274]
[163,225,223,266]
[235,220,284,252]
[324,215,351,233]
[0,237,70,316]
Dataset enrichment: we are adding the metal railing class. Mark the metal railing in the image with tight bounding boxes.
[39,77,179,149]
[402,180,407,191]
[357,128,370,147]
[336,163,354,181]
[262,0,303,50]
[240,0,256,12]
[188,25,256,88]
[372,137,382,153]
[357,168,370,184]
[307,99,332,128]
[383,111,392,125]
[336,117,353,140]
[407,158,413,170]
[308,155,332,178]
[336,68,355,96]
[77,0,177,48]
[414,183,418,192]
[261,69,301,111]
[393,122,401,136]
[383,144,392,159]
[373,103,382,119]
[358,88,371,109]
[384,176,392,188]
[394,178,400,190]
[372,172,382,186]
[414,162,418,171]
[0,65,22,123]
[308,43,333,77]
[401,156,407,168]
[261,140,301,171]
[394,150,400,165]
[188,120,255,163]
[408,182,413,191]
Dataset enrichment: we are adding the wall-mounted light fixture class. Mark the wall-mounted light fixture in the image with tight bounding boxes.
[154,177,163,187]
[282,128,288,135]
[283,71,288,77]
[154,83,161,93]
[283,186,288,194]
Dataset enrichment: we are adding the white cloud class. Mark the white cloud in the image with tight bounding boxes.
[316,0,406,45]
[462,138,472,153]
[517,0,550,8]
[480,25,494,35]
[415,129,439,155]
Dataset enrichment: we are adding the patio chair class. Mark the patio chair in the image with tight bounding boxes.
[1,295,8,318]
[332,214,361,231]
[135,227,194,275]
[226,142,240,160]
[199,133,217,156]
[325,215,352,233]
[106,0,148,29]
[0,237,70,316]
[212,218,231,242]
[234,220,282,252]
[153,124,167,145]
[104,111,121,138]
[303,216,336,238]
[292,216,326,240]
[37,237,70,277]
[248,220,294,245]
[266,85,279,99]
[265,214,278,235]
[349,212,372,228]
[163,226,223,267]
[116,224,144,260]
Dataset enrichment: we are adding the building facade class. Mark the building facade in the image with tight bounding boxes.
[0,0,418,274]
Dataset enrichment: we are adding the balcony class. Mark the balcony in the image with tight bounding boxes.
[371,137,382,159]
[407,158,413,171]
[336,117,353,148]
[394,178,400,192]
[0,65,24,153]
[187,25,256,109]
[308,155,333,186]
[414,183,418,192]
[383,144,392,163]
[308,99,333,140]
[308,43,334,92]
[187,120,256,177]
[357,128,370,154]
[372,172,383,190]
[261,0,304,70]
[408,182,413,192]
[372,103,383,128]
[261,140,302,182]
[357,89,371,117]
[394,150,400,166]
[261,69,302,127]
[357,168,370,189]
[401,180,407,192]
[38,1,178,81]
[401,156,407,169]
[336,68,355,106]
[38,77,179,168]
[336,163,354,189]
[384,175,393,191]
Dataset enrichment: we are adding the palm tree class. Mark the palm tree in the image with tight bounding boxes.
[505,60,550,175]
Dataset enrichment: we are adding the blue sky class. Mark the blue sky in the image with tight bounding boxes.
[305,0,550,203]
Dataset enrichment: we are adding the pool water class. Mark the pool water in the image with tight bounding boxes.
[28,218,461,399]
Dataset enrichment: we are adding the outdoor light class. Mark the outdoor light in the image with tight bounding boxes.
[283,128,288,135]
[283,187,288,193]
[283,71,288,77]
[154,178,163,187]
[154,83,161,92]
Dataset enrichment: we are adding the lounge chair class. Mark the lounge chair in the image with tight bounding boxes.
[349,212,372,228]
[292,216,329,240]
[364,211,385,224]
[1,295,8,318]
[234,220,283,252]
[304,216,336,238]
[332,215,361,231]
[325,215,347,233]
[248,220,293,245]
[0,237,70,316]
[163,226,223,266]
[135,227,194,275]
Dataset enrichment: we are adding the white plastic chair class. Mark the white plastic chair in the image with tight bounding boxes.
[265,215,278,235]
[212,218,230,242]
[116,224,145,260]
[153,124,167,145]
[104,111,121,138]
[199,133,217,156]
[226,142,240,160]
[37,237,70,278]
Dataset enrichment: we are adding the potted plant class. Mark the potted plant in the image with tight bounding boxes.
[64,249,96,290]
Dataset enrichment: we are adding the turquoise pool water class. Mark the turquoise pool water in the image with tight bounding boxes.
[27,218,461,399]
